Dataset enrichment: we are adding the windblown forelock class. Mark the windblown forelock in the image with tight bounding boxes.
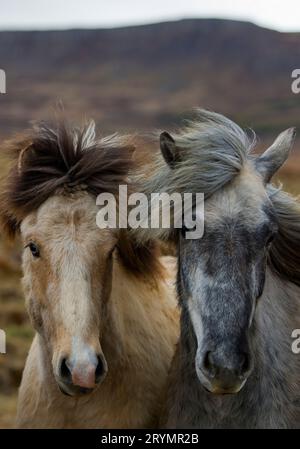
[139,109,256,200]
[132,109,256,243]
[0,119,135,228]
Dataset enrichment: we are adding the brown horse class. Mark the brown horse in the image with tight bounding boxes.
[0,119,179,428]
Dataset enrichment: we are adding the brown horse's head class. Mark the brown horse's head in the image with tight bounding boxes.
[0,119,135,396]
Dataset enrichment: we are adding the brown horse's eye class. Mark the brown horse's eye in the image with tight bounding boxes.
[26,242,40,258]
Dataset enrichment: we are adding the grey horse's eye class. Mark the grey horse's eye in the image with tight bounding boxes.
[265,230,277,248]
[26,242,40,258]
[266,234,275,246]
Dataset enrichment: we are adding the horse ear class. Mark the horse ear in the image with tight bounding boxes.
[160,132,179,168]
[256,128,296,183]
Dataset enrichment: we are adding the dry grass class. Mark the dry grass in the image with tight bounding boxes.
[0,249,32,428]
[0,394,17,429]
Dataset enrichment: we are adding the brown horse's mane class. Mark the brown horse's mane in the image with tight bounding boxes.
[0,119,136,230]
[0,118,163,279]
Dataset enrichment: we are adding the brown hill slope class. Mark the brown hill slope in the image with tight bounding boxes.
[0,18,299,138]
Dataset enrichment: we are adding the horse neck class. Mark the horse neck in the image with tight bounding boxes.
[252,268,300,364]
[101,254,167,371]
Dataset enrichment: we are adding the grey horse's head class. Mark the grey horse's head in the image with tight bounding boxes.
[159,110,295,394]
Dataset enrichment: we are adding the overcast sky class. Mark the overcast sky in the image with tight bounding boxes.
[0,0,299,32]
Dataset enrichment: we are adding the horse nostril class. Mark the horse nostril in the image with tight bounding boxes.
[203,351,211,370]
[202,351,217,377]
[239,353,250,375]
[58,354,107,389]
[95,355,106,383]
[60,358,72,383]
[201,350,251,379]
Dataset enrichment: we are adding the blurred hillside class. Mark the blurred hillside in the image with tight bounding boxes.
[0,18,300,137]
[0,18,300,428]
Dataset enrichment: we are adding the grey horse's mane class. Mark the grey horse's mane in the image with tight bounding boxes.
[137,109,300,287]
[140,109,256,198]
[268,186,300,287]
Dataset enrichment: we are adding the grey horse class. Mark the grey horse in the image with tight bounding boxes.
[136,110,300,428]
